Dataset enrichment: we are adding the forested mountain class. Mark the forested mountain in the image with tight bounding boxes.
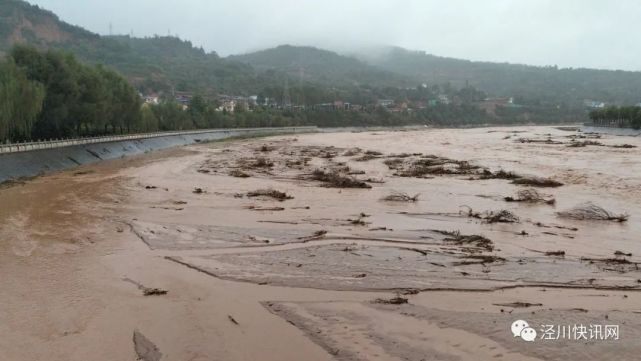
[2,0,641,109]
[353,46,641,107]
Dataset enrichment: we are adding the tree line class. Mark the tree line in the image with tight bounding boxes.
[1,45,141,142]
[589,106,641,129]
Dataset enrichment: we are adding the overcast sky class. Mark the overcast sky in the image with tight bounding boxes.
[28,0,640,71]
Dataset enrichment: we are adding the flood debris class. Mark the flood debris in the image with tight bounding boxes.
[381,191,419,202]
[567,140,604,147]
[247,206,286,211]
[511,176,563,187]
[409,248,428,256]
[354,153,382,162]
[342,148,362,156]
[395,156,482,178]
[312,230,328,237]
[483,169,520,180]
[545,250,566,257]
[123,278,168,296]
[437,230,494,251]
[484,209,520,223]
[143,288,169,296]
[504,188,555,205]
[228,315,240,325]
[462,207,519,224]
[383,158,404,170]
[580,257,640,273]
[348,214,371,226]
[615,251,633,257]
[238,156,274,169]
[229,169,250,178]
[610,144,637,149]
[310,169,371,188]
[253,157,274,167]
[401,289,420,295]
[246,189,294,201]
[557,202,628,222]
[374,294,409,305]
[493,302,543,308]
[297,230,328,242]
[133,330,162,361]
[454,254,505,266]
[516,137,563,144]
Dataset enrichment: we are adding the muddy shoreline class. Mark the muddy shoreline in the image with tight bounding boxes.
[1,125,640,360]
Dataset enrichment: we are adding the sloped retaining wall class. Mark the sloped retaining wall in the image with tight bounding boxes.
[0,127,316,184]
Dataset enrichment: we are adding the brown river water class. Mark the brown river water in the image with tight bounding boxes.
[1,125,640,360]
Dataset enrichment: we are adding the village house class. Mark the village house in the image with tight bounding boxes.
[437,94,451,105]
[142,93,159,105]
[217,99,236,113]
[216,95,256,113]
[377,99,394,108]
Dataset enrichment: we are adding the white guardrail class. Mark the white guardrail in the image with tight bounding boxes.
[0,126,317,154]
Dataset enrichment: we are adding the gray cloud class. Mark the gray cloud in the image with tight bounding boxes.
[29,0,641,70]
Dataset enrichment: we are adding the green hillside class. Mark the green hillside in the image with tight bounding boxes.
[0,0,282,95]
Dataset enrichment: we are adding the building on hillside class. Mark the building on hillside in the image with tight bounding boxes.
[217,99,236,113]
[413,100,427,110]
[334,100,351,110]
[216,95,253,112]
[174,91,192,109]
[437,94,451,105]
[310,101,350,111]
[143,94,159,105]
[389,101,409,113]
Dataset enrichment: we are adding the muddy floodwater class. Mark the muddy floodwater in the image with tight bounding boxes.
[1,126,641,361]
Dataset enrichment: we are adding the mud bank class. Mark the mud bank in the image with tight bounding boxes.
[0,127,315,183]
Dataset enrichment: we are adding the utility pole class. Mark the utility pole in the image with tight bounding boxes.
[109,22,113,36]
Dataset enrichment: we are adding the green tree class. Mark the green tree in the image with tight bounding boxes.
[0,58,45,142]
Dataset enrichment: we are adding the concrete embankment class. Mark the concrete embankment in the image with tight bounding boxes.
[0,127,316,184]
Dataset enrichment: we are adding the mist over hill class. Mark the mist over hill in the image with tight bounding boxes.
[349,46,641,106]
